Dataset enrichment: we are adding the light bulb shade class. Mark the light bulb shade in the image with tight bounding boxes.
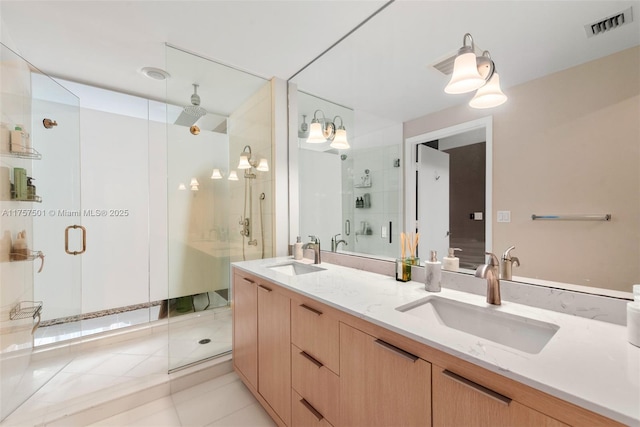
[190,185,199,191]
[469,73,507,109]
[330,128,350,149]
[211,168,223,179]
[237,155,251,169]
[307,121,327,143]
[178,183,186,190]
[445,52,486,94]
[257,158,269,172]
[228,170,239,181]
[190,178,199,186]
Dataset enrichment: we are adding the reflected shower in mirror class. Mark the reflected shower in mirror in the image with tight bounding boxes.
[289,1,639,295]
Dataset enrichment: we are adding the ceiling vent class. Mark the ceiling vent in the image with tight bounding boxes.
[585,7,633,38]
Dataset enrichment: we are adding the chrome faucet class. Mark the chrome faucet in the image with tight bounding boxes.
[331,234,348,252]
[302,235,321,264]
[500,245,520,280]
[475,252,501,305]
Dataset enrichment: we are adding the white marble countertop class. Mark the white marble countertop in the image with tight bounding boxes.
[233,257,640,426]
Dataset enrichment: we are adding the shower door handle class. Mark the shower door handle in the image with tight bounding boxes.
[65,225,86,255]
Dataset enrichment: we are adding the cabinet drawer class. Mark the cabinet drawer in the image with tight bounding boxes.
[292,344,339,426]
[292,390,334,427]
[291,299,340,374]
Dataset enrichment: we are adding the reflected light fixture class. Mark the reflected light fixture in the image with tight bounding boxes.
[306,110,350,149]
[237,145,269,172]
[228,170,239,181]
[190,177,199,191]
[178,183,186,190]
[257,158,269,172]
[211,168,223,179]
[444,33,507,108]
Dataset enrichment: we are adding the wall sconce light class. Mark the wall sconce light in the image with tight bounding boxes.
[190,177,199,191]
[444,33,507,109]
[211,168,223,179]
[306,110,350,149]
[237,145,269,173]
[228,170,239,181]
[178,183,186,190]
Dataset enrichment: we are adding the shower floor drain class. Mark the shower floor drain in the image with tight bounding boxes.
[199,339,211,345]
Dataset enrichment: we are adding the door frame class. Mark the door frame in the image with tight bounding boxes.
[404,116,493,263]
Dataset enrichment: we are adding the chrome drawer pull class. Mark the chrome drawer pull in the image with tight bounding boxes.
[442,370,511,406]
[300,398,324,421]
[374,339,419,363]
[300,351,323,368]
[258,284,272,292]
[300,304,322,316]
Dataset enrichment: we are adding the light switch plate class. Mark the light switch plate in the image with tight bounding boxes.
[497,210,511,223]
[381,226,387,238]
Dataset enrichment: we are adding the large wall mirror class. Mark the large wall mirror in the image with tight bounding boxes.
[289,1,639,295]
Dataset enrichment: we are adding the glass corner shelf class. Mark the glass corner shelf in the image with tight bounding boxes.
[9,249,44,262]
[0,147,42,160]
[10,300,43,321]
[9,193,42,203]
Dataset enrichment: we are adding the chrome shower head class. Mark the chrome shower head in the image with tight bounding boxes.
[183,84,207,118]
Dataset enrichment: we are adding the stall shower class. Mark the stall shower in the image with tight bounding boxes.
[0,42,275,423]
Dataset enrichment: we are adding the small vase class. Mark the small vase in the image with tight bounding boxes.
[395,258,412,282]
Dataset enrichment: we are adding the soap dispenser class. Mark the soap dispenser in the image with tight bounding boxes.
[425,250,442,292]
[443,248,462,272]
[293,236,303,260]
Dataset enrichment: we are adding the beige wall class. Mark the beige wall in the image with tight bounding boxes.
[404,46,640,292]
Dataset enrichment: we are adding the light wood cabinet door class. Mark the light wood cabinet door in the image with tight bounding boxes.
[291,299,340,374]
[291,344,339,426]
[340,323,431,427]
[232,272,258,390]
[258,282,291,426]
[432,365,569,427]
[292,390,334,427]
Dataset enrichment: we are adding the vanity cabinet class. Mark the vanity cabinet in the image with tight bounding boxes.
[339,323,431,427]
[232,270,291,426]
[291,297,341,426]
[232,271,258,389]
[232,265,626,427]
[432,364,569,427]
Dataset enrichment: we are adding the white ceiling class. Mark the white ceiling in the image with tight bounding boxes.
[1,0,639,128]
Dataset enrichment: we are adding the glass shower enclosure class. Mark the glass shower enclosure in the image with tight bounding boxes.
[165,45,274,371]
[0,43,82,421]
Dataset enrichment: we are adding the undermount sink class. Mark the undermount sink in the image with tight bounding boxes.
[396,296,559,354]
[267,261,326,276]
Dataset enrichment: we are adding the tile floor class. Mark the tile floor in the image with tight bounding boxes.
[87,372,275,427]
[1,306,237,426]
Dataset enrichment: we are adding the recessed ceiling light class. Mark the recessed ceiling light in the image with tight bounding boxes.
[140,67,170,81]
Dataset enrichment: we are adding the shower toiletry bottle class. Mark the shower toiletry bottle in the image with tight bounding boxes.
[12,230,28,261]
[294,236,303,260]
[26,177,36,200]
[425,250,442,292]
[442,247,462,272]
[13,167,27,200]
[10,125,26,153]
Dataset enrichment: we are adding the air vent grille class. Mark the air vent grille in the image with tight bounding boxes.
[585,7,633,38]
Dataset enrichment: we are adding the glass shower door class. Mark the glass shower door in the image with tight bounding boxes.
[0,43,82,421]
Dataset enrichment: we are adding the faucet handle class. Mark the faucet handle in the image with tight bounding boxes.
[502,245,516,260]
[308,235,319,244]
[485,252,500,267]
